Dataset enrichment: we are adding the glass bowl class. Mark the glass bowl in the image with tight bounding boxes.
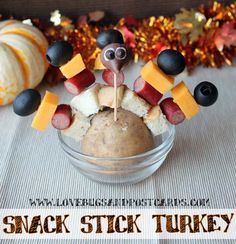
[58,123,175,184]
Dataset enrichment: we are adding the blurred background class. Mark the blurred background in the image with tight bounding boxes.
[1,0,234,20]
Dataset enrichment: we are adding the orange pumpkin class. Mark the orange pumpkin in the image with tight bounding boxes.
[0,20,48,106]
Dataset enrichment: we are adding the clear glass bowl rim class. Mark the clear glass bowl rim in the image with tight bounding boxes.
[58,123,175,162]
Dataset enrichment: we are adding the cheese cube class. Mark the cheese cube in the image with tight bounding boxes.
[140,61,174,94]
[31,91,59,131]
[62,112,91,141]
[171,81,200,119]
[121,88,151,117]
[60,54,86,79]
[70,84,101,117]
[94,54,105,70]
[143,106,168,136]
[98,85,125,108]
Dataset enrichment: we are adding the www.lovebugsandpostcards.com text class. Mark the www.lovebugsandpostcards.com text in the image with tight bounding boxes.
[28,198,210,207]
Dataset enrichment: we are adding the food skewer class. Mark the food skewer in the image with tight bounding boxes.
[113,72,118,121]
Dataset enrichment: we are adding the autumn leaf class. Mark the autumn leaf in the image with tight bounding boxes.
[120,26,136,48]
[88,10,105,22]
[174,8,206,44]
[214,22,236,51]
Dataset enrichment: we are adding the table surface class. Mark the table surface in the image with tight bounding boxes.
[0,63,236,244]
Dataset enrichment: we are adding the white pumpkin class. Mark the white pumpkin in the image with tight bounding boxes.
[0,20,48,105]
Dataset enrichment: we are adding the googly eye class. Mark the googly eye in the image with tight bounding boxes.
[115,47,127,60]
[104,48,115,61]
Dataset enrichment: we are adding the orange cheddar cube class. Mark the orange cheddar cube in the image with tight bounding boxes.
[140,61,174,94]
[171,81,199,119]
[31,91,59,131]
[60,54,86,79]
[94,54,105,70]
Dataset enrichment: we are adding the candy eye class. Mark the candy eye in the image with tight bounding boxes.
[104,48,115,61]
[115,47,127,60]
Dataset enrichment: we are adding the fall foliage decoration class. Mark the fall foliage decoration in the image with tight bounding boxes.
[0,1,236,87]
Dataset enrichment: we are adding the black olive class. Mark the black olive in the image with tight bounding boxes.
[96,29,124,49]
[13,89,41,116]
[157,49,185,75]
[46,40,73,67]
[194,81,218,107]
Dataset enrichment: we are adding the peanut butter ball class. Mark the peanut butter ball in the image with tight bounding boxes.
[81,108,154,157]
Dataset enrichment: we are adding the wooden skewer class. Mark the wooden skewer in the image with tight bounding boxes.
[113,72,117,121]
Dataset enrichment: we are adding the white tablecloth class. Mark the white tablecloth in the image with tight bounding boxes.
[0,63,236,244]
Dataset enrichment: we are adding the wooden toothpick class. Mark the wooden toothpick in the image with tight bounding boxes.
[113,72,117,121]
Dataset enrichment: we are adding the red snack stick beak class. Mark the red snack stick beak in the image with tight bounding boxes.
[102,69,124,87]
